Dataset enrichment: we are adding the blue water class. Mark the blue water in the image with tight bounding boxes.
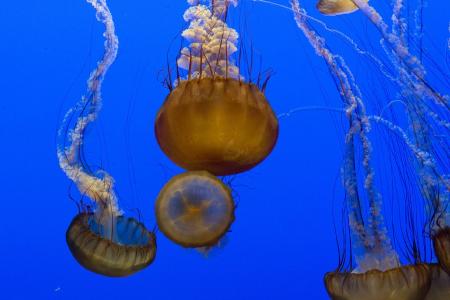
[0,1,448,299]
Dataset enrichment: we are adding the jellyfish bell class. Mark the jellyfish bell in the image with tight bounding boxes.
[316,0,368,16]
[425,264,450,300]
[155,0,279,176]
[325,264,432,300]
[155,77,278,176]
[66,212,157,277]
[155,171,235,248]
[433,227,450,275]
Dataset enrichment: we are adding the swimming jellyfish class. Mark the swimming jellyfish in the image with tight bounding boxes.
[57,0,156,276]
[155,0,272,249]
[290,1,434,299]
[317,0,450,295]
[155,171,235,248]
[155,0,279,176]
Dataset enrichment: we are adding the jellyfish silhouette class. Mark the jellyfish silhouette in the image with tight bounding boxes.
[57,0,156,277]
[155,0,279,176]
[156,171,235,248]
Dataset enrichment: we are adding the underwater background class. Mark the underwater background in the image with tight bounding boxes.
[0,0,448,299]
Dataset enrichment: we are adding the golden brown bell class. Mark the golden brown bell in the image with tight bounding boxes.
[66,213,156,277]
[316,0,368,16]
[155,78,278,176]
[155,171,235,248]
[425,264,450,300]
[434,227,450,275]
[324,264,431,300]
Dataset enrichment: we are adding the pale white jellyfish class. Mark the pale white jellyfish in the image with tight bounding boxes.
[154,0,279,177]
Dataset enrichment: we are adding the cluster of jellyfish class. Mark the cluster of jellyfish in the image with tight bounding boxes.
[57,0,449,298]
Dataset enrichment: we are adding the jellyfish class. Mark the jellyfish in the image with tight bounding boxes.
[318,0,450,278]
[155,171,235,248]
[316,0,367,16]
[155,0,279,176]
[57,0,156,277]
[288,1,439,299]
[281,0,450,297]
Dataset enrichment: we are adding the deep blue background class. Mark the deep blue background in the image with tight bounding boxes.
[0,1,448,299]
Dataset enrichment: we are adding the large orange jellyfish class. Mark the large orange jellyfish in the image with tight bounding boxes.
[155,0,279,176]
[57,0,156,277]
[154,1,256,249]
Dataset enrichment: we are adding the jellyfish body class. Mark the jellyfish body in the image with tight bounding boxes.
[434,228,450,276]
[57,0,156,276]
[155,78,278,176]
[316,0,368,15]
[156,0,278,176]
[425,265,450,300]
[66,213,156,277]
[325,265,431,300]
[155,171,235,248]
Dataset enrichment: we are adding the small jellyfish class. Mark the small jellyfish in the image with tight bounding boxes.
[155,171,235,248]
[316,0,367,16]
[155,0,278,176]
[57,0,156,276]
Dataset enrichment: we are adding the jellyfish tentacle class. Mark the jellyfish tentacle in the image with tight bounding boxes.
[292,0,399,272]
[57,0,120,230]
[211,0,238,19]
[370,0,449,229]
[327,0,450,232]
[391,0,406,43]
[177,0,240,80]
[351,0,448,109]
